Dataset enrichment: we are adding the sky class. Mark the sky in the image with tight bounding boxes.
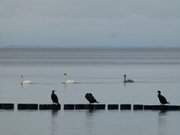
[0,0,180,48]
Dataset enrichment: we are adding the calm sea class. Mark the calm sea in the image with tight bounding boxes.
[0,48,180,135]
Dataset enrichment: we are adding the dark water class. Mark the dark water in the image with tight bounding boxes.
[0,48,180,135]
[1,48,180,66]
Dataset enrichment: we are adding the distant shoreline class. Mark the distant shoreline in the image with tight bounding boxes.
[1,47,180,51]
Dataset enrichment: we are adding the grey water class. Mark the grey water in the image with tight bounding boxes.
[0,48,180,135]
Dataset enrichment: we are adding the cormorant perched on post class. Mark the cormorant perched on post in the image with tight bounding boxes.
[51,90,59,104]
[85,93,99,104]
[123,74,134,83]
[157,90,169,105]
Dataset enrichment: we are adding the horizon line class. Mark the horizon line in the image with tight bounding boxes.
[1,46,180,50]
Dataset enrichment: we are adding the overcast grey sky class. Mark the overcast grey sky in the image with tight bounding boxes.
[0,0,180,48]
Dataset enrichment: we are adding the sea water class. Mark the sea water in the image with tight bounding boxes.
[0,48,180,135]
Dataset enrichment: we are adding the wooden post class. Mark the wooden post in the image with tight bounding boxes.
[107,104,119,110]
[39,104,60,110]
[18,104,38,110]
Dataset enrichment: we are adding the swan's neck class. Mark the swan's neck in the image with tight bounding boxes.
[64,75,68,81]
[21,76,24,82]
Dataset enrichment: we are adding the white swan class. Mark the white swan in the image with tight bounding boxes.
[20,75,32,85]
[62,73,78,84]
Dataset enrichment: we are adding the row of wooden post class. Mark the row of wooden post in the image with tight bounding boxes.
[1,103,180,111]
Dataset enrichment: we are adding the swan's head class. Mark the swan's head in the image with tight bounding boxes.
[64,73,67,76]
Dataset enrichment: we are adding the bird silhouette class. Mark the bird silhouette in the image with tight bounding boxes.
[123,74,134,83]
[85,93,98,104]
[51,90,59,104]
[157,90,169,105]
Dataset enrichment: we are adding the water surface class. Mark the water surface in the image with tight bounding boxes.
[0,48,180,135]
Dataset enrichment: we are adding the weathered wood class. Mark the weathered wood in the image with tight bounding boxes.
[75,104,105,110]
[64,104,75,110]
[92,104,105,110]
[144,105,180,110]
[0,103,14,110]
[75,104,89,110]
[39,104,60,110]
[0,103,179,111]
[120,104,131,110]
[107,104,119,110]
[133,104,143,110]
[18,104,38,110]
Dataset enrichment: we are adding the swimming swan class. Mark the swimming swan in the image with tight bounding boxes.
[62,73,78,84]
[123,74,135,83]
[20,75,32,85]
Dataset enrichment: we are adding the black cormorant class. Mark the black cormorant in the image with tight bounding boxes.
[51,90,59,104]
[157,90,169,105]
[123,74,134,83]
[85,93,98,104]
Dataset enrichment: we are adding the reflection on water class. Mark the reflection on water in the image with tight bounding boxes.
[158,111,168,135]
[51,110,59,135]
[1,48,180,135]
[85,110,97,135]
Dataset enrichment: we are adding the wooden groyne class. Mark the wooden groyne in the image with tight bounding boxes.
[0,103,14,110]
[0,103,180,111]
[143,105,180,110]
[133,104,143,110]
[120,104,131,110]
[107,104,119,110]
[39,104,61,110]
[18,104,38,110]
[64,104,75,110]
[74,104,105,110]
